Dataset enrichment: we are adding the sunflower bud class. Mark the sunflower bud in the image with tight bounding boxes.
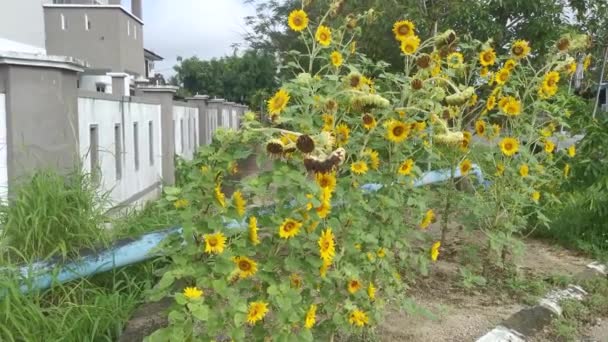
[296,134,315,154]
[346,14,358,29]
[325,99,338,113]
[411,78,423,90]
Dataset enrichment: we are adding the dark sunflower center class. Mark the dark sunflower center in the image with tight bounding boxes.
[239,261,251,271]
[398,25,410,35]
[479,125,485,133]
[284,222,294,232]
[350,76,361,88]
[323,241,330,249]
[513,46,523,55]
[362,114,373,124]
[293,17,302,26]
[393,126,404,136]
[274,97,285,107]
[320,179,329,187]
[505,143,513,150]
[208,238,218,246]
[320,33,328,40]
[483,53,492,62]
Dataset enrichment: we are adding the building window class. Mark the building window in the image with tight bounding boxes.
[96,83,106,93]
[90,125,99,182]
[148,121,154,166]
[133,122,139,170]
[85,14,91,31]
[115,124,122,180]
[61,14,67,30]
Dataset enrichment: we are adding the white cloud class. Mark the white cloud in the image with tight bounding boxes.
[142,0,256,76]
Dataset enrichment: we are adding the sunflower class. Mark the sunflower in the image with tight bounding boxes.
[362,113,377,130]
[183,286,203,300]
[486,95,497,111]
[174,198,189,209]
[330,51,343,67]
[316,188,332,219]
[347,279,362,294]
[567,145,576,157]
[267,89,290,117]
[499,137,519,156]
[566,62,577,75]
[420,209,435,229]
[247,301,269,325]
[279,218,302,239]
[322,113,335,131]
[431,241,441,262]
[316,172,336,192]
[288,9,308,32]
[500,96,522,116]
[349,309,369,327]
[315,25,332,46]
[386,120,410,143]
[305,304,317,329]
[232,190,246,217]
[290,273,302,289]
[398,158,415,176]
[496,163,505,176]
[539,71,560,99]
[400,35,421,55]
[564,163,571,177]
[204,232,227,254]
[335,123,350,146]
[492,124,501,137]
[368,282,376,301]
[460,159,472,175]
[583,55,592,71]
[504,59,517,71]
[479,48,497,66]
[495,68,510,85]
[364,149,380,170]
[468,93,478,107]
[351,161,369,175]
[377,247,386,258]
[215,182,226,207]
[392,20,415,40]
[318,228,336,262]
[544,140,555,154]
[320,259,331,278]
[447,52,464,68]
[248,216,260,245]
[475,120,486,136]
[511,40,531,59]
[417,54,431,69]
[519,164,529,177]
[532,191,541,203]
[480,66,489,77]
[234,256,258,278]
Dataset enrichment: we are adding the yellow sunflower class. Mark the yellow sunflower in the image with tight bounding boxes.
[377,247,386,258]
[480,66,490,77]
[368,282,376,301]
[279,218,302,239]
[204,232,227,255]
[583,55,592,71]
[499,137,519,156]
[183,286,203,300]
[174,198,189,209]
[315,25,332,46]
[248,216,260,245]
[347,279,362,294]
[479,48,497,66]
[364,149,380,170]
[316,172,337,192]
[351,161,369,175]
[447,52,464,68]
[511,40,531,59]
[568,145,576,157]
[290,273,302,289]
[544,140,555,154]
[361,113,377,130]
[288,9,308,32]
[322,113,335,131]
[468,93,478,107]
[519,164,529,177]
[246,301,269,325]
[386,120,410,143]
[398,158,415,176]
[234,256,258,278]
[349,309,369,327]
[215,182,226,207]
[532,191,541,203]
[320,259,331,278]
[305,304,317,329]
[335,123,350,146]
[564,163,571,177]
[232,190,246,217]
[475,120,486,136]
[504,59,517,71]
[318,228,336,262]
[486,95,497,111]
[460,159,473,175]
[496,163,505,176]
[566,62,577,75]
[420,209,435,229]
[392,20,415,41]
[400,35,421,55]
[431,241,441,262]
[492,123,501,137]
[267,89,290,117]
[500,96,522,116]
[330,51,343,67]
[495,68,510,85]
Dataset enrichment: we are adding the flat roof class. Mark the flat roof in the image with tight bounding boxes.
[43,4,143,25]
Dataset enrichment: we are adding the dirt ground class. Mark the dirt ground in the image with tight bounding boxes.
[378,218,594,342]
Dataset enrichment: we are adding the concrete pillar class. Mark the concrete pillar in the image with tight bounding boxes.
[186,94,209,146]
[206,98,224,142]
[225,102,236,129]
[135,85,178,184]
[132,0,143,20]
[0,52,85,198]
[107,72,129,97]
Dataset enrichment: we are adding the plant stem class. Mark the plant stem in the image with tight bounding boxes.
[441,156,455,246]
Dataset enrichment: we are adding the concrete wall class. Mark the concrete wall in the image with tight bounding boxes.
[78,93,161,206]
[80,74,112,93]
[0,93,7,201]
[44,6,145,75]
[173,104,199,160]
[0,0,47,52]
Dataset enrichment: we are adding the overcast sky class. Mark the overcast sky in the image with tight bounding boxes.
[136,0,257,76]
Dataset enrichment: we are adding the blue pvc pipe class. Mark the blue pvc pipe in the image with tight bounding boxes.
[8,165,485,294]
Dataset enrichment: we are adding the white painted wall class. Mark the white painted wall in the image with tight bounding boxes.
[78,96,162,206]
[173,105,199,160]
[0,94,7,202]
[80,75,112,94]
[204,107,218,145]
[221,107,230,128]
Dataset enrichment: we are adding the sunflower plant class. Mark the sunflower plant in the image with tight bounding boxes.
[146,2,592,341]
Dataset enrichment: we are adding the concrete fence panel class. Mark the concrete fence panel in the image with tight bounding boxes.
[0,93,7,202]
[172,104,199,160]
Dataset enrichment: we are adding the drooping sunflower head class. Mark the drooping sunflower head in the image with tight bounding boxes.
[234,256,258,278]
[330,51,343,67]
[392,20,415,41]
[346,72,362,89]
[386,120,410,143]
[400,35,421,55]
[416,54,432,69]
[296,134,315,154]
[447,52,464,68]
[266,139,285,156]
[511,40,531,59]
[361,113,377,130]
[475,120,486,136]
[479,48,496,66]
[411,78,423,90]
[556,37,570,51]
[267,89,290,117]
[315,25,332,46]
[499,137,519,156]
[347,279,362,294]
[279,218,302,239]
[288,9,309,32]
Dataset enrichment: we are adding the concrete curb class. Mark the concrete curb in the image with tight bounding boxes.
[475,262,607,341]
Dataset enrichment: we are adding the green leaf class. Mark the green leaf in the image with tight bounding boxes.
[187,302,209,321]
[298,328,314,342]
[174,293,187,305]
[164,186,181,196]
